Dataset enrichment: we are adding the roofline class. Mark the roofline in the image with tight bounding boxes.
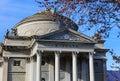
[13,11,78,31]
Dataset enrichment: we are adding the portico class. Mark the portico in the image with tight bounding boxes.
[29,35,96,81]
[30,50,95,81]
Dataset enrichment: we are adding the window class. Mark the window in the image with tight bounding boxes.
[94,62,98,67]
[42,78,45,81]
[13,60,21,66]
[42,60,45,65]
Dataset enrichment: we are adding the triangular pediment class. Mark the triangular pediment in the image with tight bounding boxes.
[37,28,96,43]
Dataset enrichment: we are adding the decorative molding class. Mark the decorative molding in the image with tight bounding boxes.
[4,57,9,62]
[26,57,30,63]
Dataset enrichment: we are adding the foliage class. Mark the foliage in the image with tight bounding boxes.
[35,0,120,70]
[35,0,120,38]
[109,49,120,71]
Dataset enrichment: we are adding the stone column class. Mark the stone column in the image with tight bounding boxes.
[72,52,77,81]
[89,53,95,81]
[36,51,42,81]
[55,52,60,81]
[25,58,30,81]
[81,59,86,81]
[103,59,107,81]
[3,57,8,81]
[49,57,54,81]
[65,57,71,81]
[0,62,3,81]
[30,57,36,81]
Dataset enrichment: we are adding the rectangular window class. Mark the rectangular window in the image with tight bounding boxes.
[13,60,21,66]
[42,78,45,81]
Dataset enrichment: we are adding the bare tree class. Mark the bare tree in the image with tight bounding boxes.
[35,0,120,70]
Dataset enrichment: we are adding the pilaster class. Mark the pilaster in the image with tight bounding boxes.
[25,58,30,81]
[3,57,9,81]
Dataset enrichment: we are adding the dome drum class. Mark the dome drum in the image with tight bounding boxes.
[13,11,78,37]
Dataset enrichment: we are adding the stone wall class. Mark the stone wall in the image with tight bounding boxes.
[8,58,26,81]
[94,59,104,81]
[0,63,3,81]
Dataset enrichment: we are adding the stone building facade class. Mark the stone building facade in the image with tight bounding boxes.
[0,11,108,81]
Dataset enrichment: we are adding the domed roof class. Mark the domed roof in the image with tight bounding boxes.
[14,10,78,37]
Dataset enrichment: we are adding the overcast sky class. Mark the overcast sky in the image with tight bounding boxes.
[0,0,120,70]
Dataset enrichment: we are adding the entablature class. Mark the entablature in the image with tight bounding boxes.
[4,37,32,46]
[2,50,30,57]
[37,41,95,53]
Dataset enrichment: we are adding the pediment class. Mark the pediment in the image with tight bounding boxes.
[37,28,96,43]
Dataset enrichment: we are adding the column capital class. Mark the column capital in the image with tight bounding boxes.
[72,51,78,55]
[30,56,36,62]
[4,57,9,62]
[37,50,43,54]
[89,52,94,55]
[55,51,61,54]
[0,62,3,66]
[26,57,30,63]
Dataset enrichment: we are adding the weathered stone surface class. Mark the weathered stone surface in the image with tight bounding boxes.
[13,11,78,37]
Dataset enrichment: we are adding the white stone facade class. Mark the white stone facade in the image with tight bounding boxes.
[0,11,108,81]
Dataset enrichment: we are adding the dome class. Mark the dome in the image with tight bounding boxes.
[14,10,78,37]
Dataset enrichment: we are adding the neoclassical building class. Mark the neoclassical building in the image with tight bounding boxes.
[0,11,108,81]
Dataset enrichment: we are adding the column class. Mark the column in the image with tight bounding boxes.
[30,57,36,81]
[81,59,87,81]
[25,58,30,81]
[89,53,95,81]
[49,57,54,81]
[0,62,3,81]
[65,57,71,81]
[3,57,8,81]
[55,52,60,81]
[72,52,77,81]
[103,59,107,81]
[36,51,42,81]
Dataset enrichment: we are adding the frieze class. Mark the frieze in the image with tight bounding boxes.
[39,43,82,48]
[38,42,94,52]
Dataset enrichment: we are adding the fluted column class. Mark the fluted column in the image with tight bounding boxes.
[89,53,95,81]
[36,51,42,81]
[55,52,60,81]
[72,52,77,81]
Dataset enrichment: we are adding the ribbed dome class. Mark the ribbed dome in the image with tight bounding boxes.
[14,10,78,37]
